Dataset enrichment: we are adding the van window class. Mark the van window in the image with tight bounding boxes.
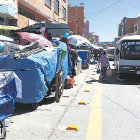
[120,43,140,60]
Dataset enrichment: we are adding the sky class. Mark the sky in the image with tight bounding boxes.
[68,0,140,42]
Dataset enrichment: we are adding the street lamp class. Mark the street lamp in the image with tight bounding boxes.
[75,3,84,35]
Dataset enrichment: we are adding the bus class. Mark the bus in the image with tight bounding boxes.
[114,35,140,78]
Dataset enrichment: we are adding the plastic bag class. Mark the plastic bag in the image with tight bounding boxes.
[106,69,112,76]
[96,67,100,74]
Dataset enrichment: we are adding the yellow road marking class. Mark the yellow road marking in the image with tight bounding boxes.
[86,83,102,140]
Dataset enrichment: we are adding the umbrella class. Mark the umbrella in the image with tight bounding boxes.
[18,32,53,47]
[17,21,70,37]
[68,35,91,47]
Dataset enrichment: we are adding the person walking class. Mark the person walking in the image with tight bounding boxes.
[98,51,110,80]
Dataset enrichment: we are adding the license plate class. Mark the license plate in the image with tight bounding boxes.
[136,71,140,74]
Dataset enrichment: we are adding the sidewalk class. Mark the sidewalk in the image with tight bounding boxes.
[6,64,99,140]
[49,64,100,140]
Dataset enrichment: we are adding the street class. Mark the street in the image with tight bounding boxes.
[1,0,140,140]
[5,62,140,140]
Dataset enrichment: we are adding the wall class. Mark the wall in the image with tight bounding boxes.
[118,17,137,37]
[68,6,84,35]
[134,17,140,34]
[18,0,68,29]
[126,18,136,34]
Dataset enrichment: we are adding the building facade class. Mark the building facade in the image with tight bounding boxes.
[0,0,68,34]
[18,0,68,29]
[84,20,89,39]
[89,33,99,43]
[118,17,137,37]
[68,5,85,36]
[134,16,140,35]
[0,0,18,36]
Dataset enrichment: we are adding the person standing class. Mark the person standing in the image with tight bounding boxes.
[69,49,78,77]
[59,33,70,50]
[98,51,110,80]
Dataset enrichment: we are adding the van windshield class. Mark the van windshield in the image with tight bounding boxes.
[108,49,114,54]
[120,42,140,60]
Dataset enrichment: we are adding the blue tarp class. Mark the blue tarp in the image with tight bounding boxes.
[0,41,71,104]
[0,48,62,104]
[0,72,21,121]
[77,50,89,65]
[51,40,72,77]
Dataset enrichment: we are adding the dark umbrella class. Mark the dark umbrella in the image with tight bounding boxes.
[16,21,70,37]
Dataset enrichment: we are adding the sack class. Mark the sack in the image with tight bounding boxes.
[106,69,112,76]
[65,78,75,89]
[96,67,100,74]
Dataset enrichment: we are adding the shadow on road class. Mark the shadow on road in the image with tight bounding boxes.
[98,69,140,85]
[13,96,56,116]
[86,79,98,83]
[13,103,34,116]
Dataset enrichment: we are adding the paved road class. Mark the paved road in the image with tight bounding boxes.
[5,62,140,140]
[101,61,140,140]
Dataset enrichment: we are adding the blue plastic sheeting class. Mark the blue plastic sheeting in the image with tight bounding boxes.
[0,72,21,121]
[77,50,89,65]
[52,40,72,77]
[0,48,62,104]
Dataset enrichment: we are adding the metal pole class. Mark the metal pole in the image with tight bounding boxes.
[93,32,95,44]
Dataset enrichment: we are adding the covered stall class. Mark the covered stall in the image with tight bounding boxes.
[77,50,90,69]
[16,21,70,38]
[0,71,21,138]
[0,39,71,106]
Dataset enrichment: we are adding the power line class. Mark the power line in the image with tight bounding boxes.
[90,18,119,26]
[90,0,123,16]
[86,5,140,18]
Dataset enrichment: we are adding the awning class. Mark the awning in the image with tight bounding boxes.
[0,25,18,30]
[16,21,70,37]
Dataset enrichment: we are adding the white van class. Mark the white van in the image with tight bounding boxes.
[114,35,140,78]
[107,47,115,60]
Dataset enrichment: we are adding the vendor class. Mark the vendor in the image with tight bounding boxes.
[60,33,70,50]
[69,49,78,77]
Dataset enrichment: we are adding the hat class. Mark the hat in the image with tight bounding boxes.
[64,33,69,38]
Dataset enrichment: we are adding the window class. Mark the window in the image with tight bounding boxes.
[45,0,51,7]
[135,25,138,32]
[18,8,35,20]
[62,6,66,20]
[54,0,59,14]
[120,41,140,60]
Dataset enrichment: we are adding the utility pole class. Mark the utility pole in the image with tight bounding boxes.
[75,6,78,35]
